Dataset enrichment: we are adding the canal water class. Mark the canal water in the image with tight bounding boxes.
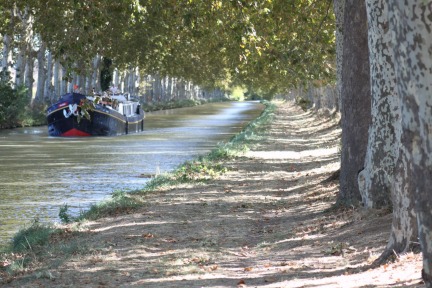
[0,101,263,246]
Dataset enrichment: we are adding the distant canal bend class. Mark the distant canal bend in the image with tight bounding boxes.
[0,101,264,246]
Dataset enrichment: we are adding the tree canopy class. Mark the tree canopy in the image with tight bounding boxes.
[0,0,335,97]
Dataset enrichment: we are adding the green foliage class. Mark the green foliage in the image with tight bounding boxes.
[77,190,142,221]
[0,71,30,128]
[21,102,49,127]
[244,90,263,101]
[142,174,177,192]
[229,86,246,101]
[11,218,55,253]
[59,204,72,224]
[76,97,98,123]
[2,0,335,99]
[174,160,227,182]
[100,57,113,92]
[1,218,88,276]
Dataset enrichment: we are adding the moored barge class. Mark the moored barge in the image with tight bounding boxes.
[46,92,144,137]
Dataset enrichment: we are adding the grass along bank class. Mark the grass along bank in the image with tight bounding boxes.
[0,100,276,281]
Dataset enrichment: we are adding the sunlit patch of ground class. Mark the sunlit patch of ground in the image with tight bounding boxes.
[3,102,424,288]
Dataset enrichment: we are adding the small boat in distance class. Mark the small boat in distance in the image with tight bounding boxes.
[46,92,144,137]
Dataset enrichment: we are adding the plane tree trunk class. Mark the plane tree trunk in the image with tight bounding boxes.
[35,41,46,102]
[361,0,419,267]
[386,1,432,286]
[337,0,371,206]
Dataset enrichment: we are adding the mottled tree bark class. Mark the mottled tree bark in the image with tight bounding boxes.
[388,1,432,286]
[359,0,419,268]
[338,0,371,205]
[360,0,400,209]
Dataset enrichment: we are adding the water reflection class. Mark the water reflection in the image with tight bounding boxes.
[0,101,263,245]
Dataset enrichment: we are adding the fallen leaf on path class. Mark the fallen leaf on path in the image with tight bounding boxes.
[162,237,177,243]
[142,233,155,238]
[209,265,218,271]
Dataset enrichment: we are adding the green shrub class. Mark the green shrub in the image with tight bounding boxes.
[77,190,142,221]
[59,204,72,224]
[12,218,55,253]
[0,72,30,128]
[174,159,227,182]
[21,101,48,127]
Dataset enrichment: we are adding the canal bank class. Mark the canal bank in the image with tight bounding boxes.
[0,101,264,245]
[1,102,423,287]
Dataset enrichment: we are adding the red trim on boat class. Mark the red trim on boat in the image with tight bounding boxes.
[61,128,91,137]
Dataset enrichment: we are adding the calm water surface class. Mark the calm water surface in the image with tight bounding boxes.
[0,101,263,246]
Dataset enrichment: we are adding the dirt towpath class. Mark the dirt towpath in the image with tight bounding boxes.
[4,102,423,287]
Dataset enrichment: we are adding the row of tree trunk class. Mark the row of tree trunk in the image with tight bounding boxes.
[289,2,432,285]
[1,32,224,104]
[335,0,432,285]
[285,84,339,115]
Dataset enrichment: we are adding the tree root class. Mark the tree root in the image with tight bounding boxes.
[321,169,340,184]
[370,241,421,268]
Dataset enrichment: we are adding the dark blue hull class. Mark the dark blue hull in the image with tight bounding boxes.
[46,93,144,137]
